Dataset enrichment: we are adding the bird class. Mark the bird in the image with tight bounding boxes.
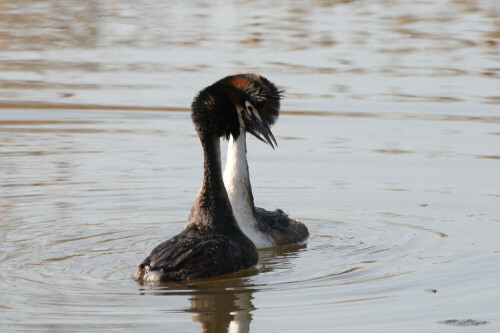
[222,74,309,248]
[134,73,279,282]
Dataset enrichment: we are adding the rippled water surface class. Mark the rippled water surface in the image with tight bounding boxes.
[1,1,500,332]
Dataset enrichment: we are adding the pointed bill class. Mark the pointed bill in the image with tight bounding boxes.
[242,117,276,149]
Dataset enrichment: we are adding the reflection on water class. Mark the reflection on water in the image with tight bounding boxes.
[136,281,255,333]
[1,0,500,332]
[190,288,253,333]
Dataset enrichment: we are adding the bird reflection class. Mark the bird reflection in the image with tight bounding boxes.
[189,243,307,333]
[188,279,255,333]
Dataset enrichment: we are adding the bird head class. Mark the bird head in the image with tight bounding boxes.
[191,73,282,148]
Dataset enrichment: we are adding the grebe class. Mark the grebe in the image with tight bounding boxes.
[222,74,309,248]
[134,74,278,282]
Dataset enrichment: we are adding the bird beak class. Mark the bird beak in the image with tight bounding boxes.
[242,109,278,149]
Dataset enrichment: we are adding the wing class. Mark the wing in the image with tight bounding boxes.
[137,230,257,281]
[254,207,309,245]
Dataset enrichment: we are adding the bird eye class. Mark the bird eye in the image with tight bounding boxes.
[247,105,254,112]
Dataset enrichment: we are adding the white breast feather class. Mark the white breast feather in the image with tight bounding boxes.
[223,132,274,248]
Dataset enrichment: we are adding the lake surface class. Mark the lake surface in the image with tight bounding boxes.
[1,1,500,332]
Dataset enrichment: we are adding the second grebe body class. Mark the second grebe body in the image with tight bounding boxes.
[222,75,309,248]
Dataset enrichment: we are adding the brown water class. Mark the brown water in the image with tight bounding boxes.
[1,1,500,332]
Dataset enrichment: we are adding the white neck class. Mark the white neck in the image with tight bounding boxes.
[223,131,273,248]
[223,131,253,210]
[224,131,248,178]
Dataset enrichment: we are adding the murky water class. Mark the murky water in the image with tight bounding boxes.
[1,1,500,332]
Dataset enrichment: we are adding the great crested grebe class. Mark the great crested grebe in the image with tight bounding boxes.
[222,74,309,248]
[134,74,278,282]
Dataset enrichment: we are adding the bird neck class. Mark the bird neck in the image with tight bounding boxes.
[187,133,238,231]
[223,130,256,209]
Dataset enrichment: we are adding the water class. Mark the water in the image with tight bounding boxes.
[1,1,500,332]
